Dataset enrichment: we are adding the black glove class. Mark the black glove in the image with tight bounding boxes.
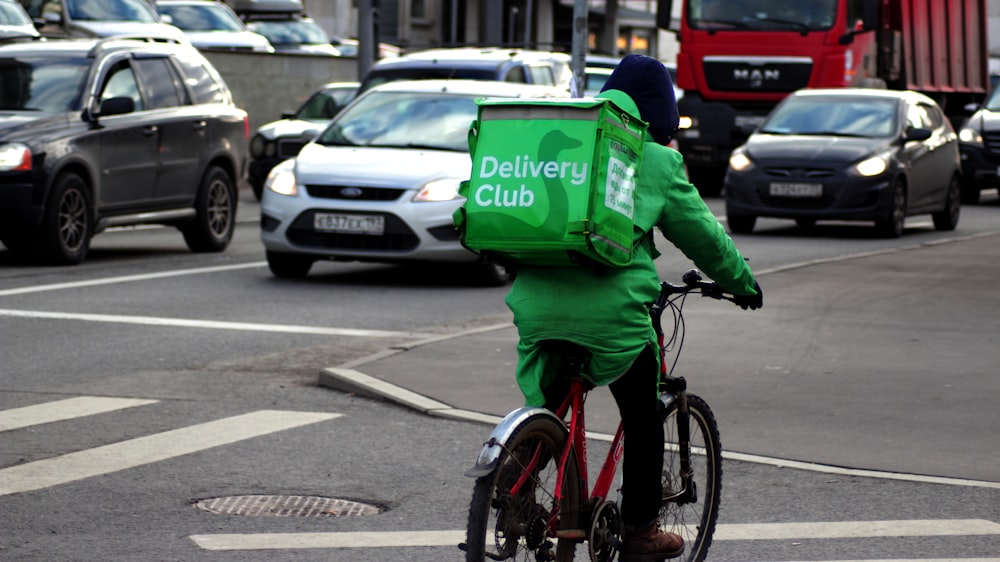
[734,281,763,310]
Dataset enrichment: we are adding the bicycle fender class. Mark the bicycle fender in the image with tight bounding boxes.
[464,407,565,478]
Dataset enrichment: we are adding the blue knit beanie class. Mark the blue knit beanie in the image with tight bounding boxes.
[600,54,679,145]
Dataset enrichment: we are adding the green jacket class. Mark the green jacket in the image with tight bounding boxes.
[505,89,757,406]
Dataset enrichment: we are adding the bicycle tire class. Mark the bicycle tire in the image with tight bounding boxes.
[465,414,582,562]
[659,393,722,562]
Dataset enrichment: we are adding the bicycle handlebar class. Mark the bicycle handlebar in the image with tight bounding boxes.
[655,269,737,306]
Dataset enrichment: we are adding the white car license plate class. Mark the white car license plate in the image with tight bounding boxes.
[769,182,823,198]
[313,213,385,235]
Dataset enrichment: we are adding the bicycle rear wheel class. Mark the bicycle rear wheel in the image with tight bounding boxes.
[659,393,722,562]
[465,415,581,562]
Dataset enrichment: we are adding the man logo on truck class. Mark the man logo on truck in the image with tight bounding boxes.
[734,68,780,89]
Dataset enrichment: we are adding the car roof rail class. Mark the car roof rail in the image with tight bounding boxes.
[89,35,186,56]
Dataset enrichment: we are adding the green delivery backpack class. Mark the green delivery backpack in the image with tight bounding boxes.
[454,97,647,268]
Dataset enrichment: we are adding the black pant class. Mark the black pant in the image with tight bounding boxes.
[543,345,663,527]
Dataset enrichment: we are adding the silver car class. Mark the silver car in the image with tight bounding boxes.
[260,79,566,285]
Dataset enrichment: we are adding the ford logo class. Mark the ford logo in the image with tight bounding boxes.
[340,187,364,198]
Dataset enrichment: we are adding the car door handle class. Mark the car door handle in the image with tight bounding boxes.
[192,120,207,131]
[143,125,158,136]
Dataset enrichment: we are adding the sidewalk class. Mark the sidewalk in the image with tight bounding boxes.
[319,232,1000,485]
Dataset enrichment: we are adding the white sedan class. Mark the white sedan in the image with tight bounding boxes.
[260,79,566,285]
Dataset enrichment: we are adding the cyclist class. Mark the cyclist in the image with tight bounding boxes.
[504,54,762,561]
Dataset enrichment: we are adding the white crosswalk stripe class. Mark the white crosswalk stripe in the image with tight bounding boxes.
[188,519,1000,550]
[0,400,340,497]
[0,396,158,432]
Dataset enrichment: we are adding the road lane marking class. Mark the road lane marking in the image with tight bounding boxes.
[0,262,266,297]
[189,519,1000,550]
[0,397,158,432]
[0,309,435,339]
[0,410,339,497]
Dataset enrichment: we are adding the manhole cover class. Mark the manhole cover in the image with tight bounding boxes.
[194,495,380,517]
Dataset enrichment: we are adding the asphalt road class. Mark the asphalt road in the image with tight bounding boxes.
[1,189,998,561]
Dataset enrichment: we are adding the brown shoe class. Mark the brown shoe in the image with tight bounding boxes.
[619,522,684,561]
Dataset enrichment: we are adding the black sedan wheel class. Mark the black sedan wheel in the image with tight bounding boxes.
[932,175,961,231]
[38,172,92,265]
[726,211,756,235]
[182,166,237,252]
[875,179,906,238]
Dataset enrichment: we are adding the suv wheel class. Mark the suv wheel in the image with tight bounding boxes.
[38,172,92,265]
[182,166,236,252]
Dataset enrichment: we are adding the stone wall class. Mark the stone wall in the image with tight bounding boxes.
[201,51,361,131]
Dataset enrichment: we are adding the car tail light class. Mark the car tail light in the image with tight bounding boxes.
[243,116,250,140]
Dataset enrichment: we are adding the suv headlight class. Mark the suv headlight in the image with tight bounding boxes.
[413,178,462,202]
[958,126,983,146]
[265,160,298,196]
[0,143,32,172]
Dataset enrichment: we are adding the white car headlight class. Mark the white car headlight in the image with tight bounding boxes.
[728,150,755,173]
[851,154,889,177]
[413,178,462,202]
[265,160,298,196]
[958,127,983,146]
[0,143,32,172]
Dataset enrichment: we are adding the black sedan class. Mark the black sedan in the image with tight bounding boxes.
[724,88,962,238]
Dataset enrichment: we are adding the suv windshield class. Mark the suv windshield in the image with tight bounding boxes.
[318,91,477,151]
[0,56,89,112]
[66,0,160,22]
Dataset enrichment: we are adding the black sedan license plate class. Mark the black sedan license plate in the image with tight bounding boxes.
[769,182,822,198]
[314,213,385,235]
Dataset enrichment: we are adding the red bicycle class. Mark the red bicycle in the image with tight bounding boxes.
[461,270,729,562]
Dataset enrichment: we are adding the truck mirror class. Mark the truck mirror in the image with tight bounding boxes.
[656,0,674,30]
[838,32,855,46]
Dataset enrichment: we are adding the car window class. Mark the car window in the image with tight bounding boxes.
[504,65,527,83]
[133,57,183,109]
[906,103,935,130]
[917,102,943,129]
[159,4,245,32]
[297,90,349,119]
[318,91,477,151]
[172,53,226,104]
[527,64,555,86]
[0,2,33,25]
[101,61,143,111]
[66,0,159,22]
[0,55,89,112]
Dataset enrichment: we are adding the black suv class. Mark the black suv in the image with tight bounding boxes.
[0,37,249,264]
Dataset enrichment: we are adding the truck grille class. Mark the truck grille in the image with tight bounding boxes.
[703,58,812,93]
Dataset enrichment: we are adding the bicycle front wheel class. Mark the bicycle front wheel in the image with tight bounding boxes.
[465,415,581,562]
[660,393,722,562]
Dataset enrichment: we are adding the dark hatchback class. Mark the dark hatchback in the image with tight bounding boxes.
[724,88,961,238]
[957,85,1000,203]
[0,37,249,264]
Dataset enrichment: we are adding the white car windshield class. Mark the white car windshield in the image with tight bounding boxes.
[318,91,478,152]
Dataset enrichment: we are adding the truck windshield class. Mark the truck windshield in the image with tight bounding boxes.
[687,0,837,32]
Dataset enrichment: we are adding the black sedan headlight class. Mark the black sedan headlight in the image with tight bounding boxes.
[250,134,276,158]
